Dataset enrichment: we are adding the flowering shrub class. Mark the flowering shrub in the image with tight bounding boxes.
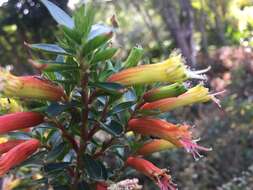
[0,1,222,189]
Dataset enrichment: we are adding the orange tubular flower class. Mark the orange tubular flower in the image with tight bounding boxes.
[0,139,40,176]
[128,118,211,160]
[126,156,177,190]
[137,139,176,156]
[0,69,66,101]
[0,112,44,134]
[0,140,26,154]
[141,85,223,113]
[107,52,209,86]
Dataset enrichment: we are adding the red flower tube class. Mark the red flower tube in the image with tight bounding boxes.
[0,112,44,134]
[107,52,209,86]
[0,69,66,101]
[141,85,223,113]
[0,140,26,154]
[126,156,177,190]
[137,139,176,156]
[128,118,211,160]
[96,182,107,190]
[0,139,40,176]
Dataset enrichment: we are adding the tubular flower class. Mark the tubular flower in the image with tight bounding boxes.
[0,69,66,101]
[0,140,26,154]
[96,182,107,190]
[128,118,211,160]
[0,139,40,176]
[0,98,23,114]
[137,139,176,156]
[126,156,177,190]
[0,112,44,134]
[141,85,223,113]
[143,83,187,102]
[107,52,209,86]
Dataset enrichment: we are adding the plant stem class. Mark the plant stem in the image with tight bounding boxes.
[51,120,79,153]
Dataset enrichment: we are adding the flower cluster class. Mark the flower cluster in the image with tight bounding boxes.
[0,69,66,176]
[108,51,222,189]
[0,1,223,189]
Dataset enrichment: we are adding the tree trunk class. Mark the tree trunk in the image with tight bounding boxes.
[153,0,196,65]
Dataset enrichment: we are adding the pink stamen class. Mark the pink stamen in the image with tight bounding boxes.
[210,90,226,108]
[157,176,177,190]
[180,138,212,161]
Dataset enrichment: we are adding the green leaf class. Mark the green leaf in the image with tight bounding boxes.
[83,33,112,55]
[99,120,124,137]
[44,162,70,173]
[89,82,126,95]
[7,131,32,140]
[74,5,95,41]
[109,101,135,115]
[20,151,46,166]
[91,48,118,64]
[123,46,144,68]
[43,64,78,72]
[78,181,91,190]
[46,103,71,117]
[47,142,66,162]
[40,0,74,29]
[83,154,108,180]
[27,43,71,55]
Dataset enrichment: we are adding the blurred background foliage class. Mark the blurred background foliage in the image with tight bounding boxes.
[0,0,253,189]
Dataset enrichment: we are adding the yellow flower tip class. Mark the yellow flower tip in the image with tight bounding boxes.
[163,51,210,82]
[108,51,210,86]
[0,98,23,113]
[0,69,66,101]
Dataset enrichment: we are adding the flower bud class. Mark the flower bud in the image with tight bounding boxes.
[0,69,66,101]
[123,46,144,68]
[107,51,208,86]
[141,85,223,113]
[143,83,187,102]
[0,112,44,134]
[126,156,177,190]
[0,139,40,176]
[0,140,26,154]
[137,139,176,156]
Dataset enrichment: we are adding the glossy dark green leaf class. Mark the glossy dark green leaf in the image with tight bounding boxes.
[91,48,118,64]
[43,64,78,72]
[7,131,32,140]
[89,82,126,95]
[27,43,71,55]
[44,162,70,173]
[20,151,46,166]
[83,33,112,55]
[41,0,74,29]
[83,154,108,180]
[99,120,124,137]
[74,6,94,41]
[47,142,66,162]
[46,103,70,117]
[53,185,69,190]
[78,181,91,190]
[109,101,135,115]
